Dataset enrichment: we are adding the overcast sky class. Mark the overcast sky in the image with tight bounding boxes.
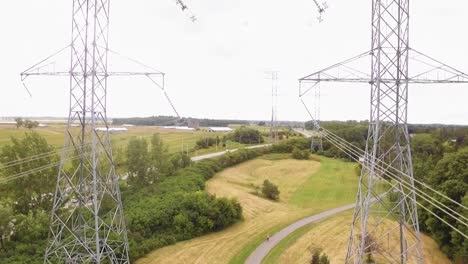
[0,0,467,124]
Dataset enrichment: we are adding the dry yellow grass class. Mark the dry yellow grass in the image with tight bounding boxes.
[272,213,451,264]
[136,158,322,264]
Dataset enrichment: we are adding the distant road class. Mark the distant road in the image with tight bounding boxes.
[293,128,312,138]
[245,203,355,264]
[191,144,272,162]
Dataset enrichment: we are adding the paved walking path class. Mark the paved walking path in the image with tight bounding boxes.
[190,144,272,162]
[245,203,355,264]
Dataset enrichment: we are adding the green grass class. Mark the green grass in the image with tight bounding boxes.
[260,153,292,160]
[229,156,359,264]
[0,127,65,147]
[290,156,358,208]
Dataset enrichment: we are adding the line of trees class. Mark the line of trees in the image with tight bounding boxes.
[14,118,39,129]
[112,116,249,127]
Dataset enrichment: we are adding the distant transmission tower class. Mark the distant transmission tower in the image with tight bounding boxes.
[266,71,279,143]
[20,0,185,263]
[310,82,322,152]
[299,0,468,263]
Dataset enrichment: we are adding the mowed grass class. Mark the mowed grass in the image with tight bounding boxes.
[290,156,358,208]
[0,126,65,147]
[263,212,451,264]
[0,125,242,155]
[136,155,360,264]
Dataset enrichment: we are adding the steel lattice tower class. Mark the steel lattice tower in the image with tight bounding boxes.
[43,1,129,262]
[21,0,179,259]
[346,0,423,262]
[299,0,468,263]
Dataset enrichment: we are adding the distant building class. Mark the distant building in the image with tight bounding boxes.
[163,126,195,131]
[95,127,128,133]
[0,121,16,126]
[38,123,48,128]
[208,127,233,132]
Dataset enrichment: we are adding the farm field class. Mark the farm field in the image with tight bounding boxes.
[0,125,247,155]
[263,212,451,264]
[136,155,360,264]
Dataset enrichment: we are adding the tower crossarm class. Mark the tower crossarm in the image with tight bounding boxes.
[18,46,181,118]
[299,48,468,97]
[20,46,165,80]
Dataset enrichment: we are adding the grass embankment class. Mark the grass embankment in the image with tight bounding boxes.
[263,212,451,264]
[136,154,359,264]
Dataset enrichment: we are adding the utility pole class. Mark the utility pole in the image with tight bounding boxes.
[265,71,279,144]
[299,0,468,263]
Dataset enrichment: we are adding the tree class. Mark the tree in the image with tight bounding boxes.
[423,147,468,260]
[0,132,58,214]
[221,135,227,147]
[170,152,191,171]
[262,180,280,201]
[0,204,13,250]
[23,119,39,129]
[14,118,23,129]
[195,137,217,149]
[230,127,264,144]
[126,137,150,186]
[149,133,173,180]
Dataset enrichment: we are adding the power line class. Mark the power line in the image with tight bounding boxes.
[303,123,468,238]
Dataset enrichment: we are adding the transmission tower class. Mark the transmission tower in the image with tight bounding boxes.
[266,71,279,143]
[20,1,184,263]
[43,1,129,262]
[299,0,468,263]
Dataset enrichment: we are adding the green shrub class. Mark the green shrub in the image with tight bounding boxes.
[230,127,264,144]
[195,137,218,149]
[272,138,311,153]
[292,147,310,160]
[310,248,330,264]
[261,180,280,201]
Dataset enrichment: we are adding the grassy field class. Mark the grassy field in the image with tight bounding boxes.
[263,212,451,264]
[0,125,247,155]
[136,155,360,264]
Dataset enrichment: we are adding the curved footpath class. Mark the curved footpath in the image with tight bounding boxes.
[190,144,272,162]
[245,203,355,264]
